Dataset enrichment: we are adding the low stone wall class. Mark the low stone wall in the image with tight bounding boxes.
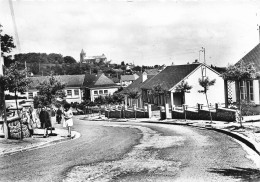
[105,109,149,119]
[169,107,237,122]
[7,117,30,139]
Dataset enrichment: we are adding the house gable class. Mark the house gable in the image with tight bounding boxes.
[236,43,260,72]
[141,64,201,91]
[83,73,117,89]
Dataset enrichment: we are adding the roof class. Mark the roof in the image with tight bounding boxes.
[83,73,118,88]
[141,64,201,91]
[122,75,155,94]
[121,74,139,81]
[144,69,160,75]
[236,43,260,72]
[29,75,85,89]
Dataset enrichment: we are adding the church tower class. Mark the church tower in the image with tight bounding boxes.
[80,49,86,63]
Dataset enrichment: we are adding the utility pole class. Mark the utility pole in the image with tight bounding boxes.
[201,47,206,64]
[257,24,260,42]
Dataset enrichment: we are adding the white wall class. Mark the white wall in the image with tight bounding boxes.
[91,87,118,101]
[174,66,225,107]
[24,88,83,103]
[253,80,260,105]
[65,88,83,103]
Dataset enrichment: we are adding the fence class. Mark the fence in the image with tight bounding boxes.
[104,104,152,119]
[168,103,238,122]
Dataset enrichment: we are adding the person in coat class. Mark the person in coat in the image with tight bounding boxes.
[39,106,51,138]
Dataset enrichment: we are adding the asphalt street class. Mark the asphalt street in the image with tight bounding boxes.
[1,117,260,182]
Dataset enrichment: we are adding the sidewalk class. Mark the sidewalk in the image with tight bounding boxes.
[83,114,260,156]
[0,123,79,156]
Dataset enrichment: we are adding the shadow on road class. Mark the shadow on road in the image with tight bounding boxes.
[208,167,260,182]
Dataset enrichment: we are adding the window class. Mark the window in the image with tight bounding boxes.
[74,89,79,96]
[67,90,72,96]
[94,91,98,95]
[248,80,254,101]
[104,90,108,94]
[99,90,103,94]
[240,81,246,100]
[28,92,33,99]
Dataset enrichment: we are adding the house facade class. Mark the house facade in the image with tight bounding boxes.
[120,74,139,87]
[122,71,157,108]
[83,73,119,102]
[27,75,85,103]
[141,63,225,108]
[80,49,107,64]
[225,43,260,114]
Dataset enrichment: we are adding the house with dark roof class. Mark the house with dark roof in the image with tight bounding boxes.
[225,43,260,114]
[141,63,225,108]
[121,71,157,108]
[27,75,85,103]
[120,74,139,87]
[82,73,119,101]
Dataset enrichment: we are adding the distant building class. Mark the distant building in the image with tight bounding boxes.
[121,71,158,108]
[80,49,107,64]
[82,73,119,101]
[27,75,85,103]
[120,74,139,87]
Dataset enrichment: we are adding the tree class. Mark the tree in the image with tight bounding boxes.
[94,95,106,106]
[126,88,140,106]
[112,92,124,104]
[151,83,165,106]
[0,25,16,67]
[4,63,32,115]
[175,80,192,104]
[126,88,140,119]
[198,77,216,123]
[34,74,66,107]
[221,62,256,127]
[64,56,77,64]
[30,62,40,75]
[48,53,64,64]
[175,80,192,121]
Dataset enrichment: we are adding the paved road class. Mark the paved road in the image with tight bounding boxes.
[1,117,260,182]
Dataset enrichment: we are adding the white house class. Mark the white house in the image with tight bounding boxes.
[225,43,260,114]
[120,74,139,87]
[27,75,85,103]
[83,73,119,102]
[141,63,225,108]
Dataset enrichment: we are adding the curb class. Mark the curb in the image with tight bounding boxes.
[141,120,260,156]
[79,117,260,157]
[0,131,81,156]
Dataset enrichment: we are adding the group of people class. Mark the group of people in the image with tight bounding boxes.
[21,103,74,138]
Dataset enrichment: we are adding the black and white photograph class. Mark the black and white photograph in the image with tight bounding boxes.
[0,0,260,181]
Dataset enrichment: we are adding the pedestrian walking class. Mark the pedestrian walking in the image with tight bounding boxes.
[27,106,35,137]
[39,106,51,138]
[56,107,62,124]
[63,103,73,137]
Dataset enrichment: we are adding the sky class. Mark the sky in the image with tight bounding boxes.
[1,0,260,67]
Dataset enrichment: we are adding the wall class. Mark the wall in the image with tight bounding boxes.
[65,87,83,103]
[176,66,225,107]
[170,107,237,122]
[90,87,118,101]
[105,109,148,118]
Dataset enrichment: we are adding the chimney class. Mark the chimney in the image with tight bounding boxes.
[142,72,147,83]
